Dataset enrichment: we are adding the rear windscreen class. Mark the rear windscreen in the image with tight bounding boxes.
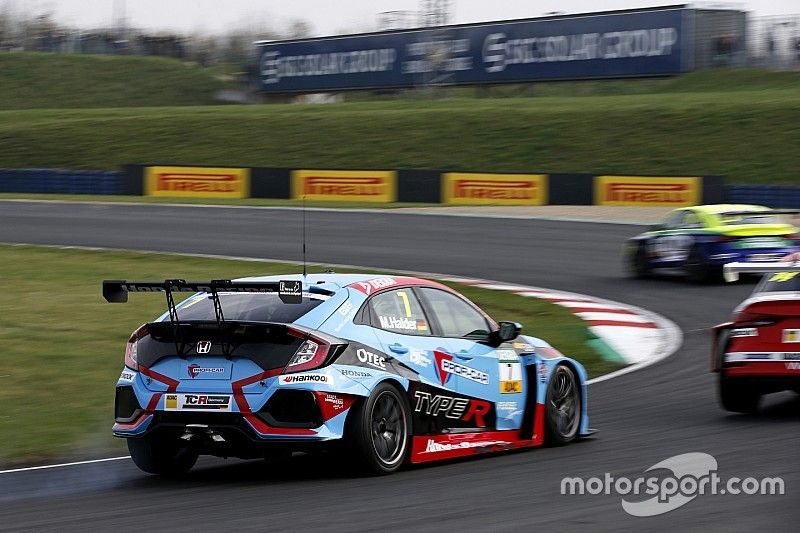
[755,272,800,293]
[169,292,327,323]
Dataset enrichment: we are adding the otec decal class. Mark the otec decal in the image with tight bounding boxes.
[144,166,250,199]
[357,348,386,370]
[594,176,700,207]
[279,374,330,384]
[291,170,397,203]
[443,173,547,206]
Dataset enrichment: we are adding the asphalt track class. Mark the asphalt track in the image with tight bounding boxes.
[0,201,796,532]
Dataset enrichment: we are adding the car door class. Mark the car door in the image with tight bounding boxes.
[364,287,446,388]
[416,287,526,431]
[647,210,697,265]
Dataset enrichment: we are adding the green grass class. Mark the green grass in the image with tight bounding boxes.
[0,244,616,464]
[0,53,225,109]
[0,80,798,183]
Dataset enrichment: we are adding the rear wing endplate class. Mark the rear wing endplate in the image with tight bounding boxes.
[723,262,800,283]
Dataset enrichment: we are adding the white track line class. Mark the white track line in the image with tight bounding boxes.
[0,456,130,474]
[0,242,681,473]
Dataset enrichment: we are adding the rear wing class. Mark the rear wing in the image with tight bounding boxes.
[723,262,800,282]
[719,210,800,217]
[102,279,303,304]
[102,278,306,326]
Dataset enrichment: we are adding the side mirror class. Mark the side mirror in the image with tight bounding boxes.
[489,321,522,346]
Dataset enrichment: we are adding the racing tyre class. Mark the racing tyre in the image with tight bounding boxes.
[127,437,198,476]
[718,376,760,414]
[346,382,411,475]
[685,247,721,284]
[545,365,581,445]
[627,244,650,278]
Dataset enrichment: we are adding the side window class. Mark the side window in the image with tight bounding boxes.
[418,288,490,338]
[680,211,702,229]
[662,210,686,229]
[368,289,431,335]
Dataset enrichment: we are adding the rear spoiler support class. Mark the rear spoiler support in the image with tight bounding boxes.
[723,262,800,282]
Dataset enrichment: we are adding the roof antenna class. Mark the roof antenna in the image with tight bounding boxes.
[302,194,307,278]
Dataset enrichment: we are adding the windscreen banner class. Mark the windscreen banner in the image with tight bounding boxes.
[257,7,687,93]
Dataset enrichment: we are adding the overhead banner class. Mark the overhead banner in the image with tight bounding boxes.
[257,6,687,93]
[443,173,548,205]
[145,166,249,199]
[291,170,397,202]
[595,176,700,207]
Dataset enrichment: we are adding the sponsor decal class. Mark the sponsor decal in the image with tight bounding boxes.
[164,393,232,411]
[496,401,521,416]
[196,341,212,354]
[498,352,523,393]
[443,173,547,206]
[357,348,387,370]
[513,341,534,352]
[422,438,509,453]
[786,362,800,370]
[410,349,432,367]
[333,300,355,332]
[279,374,330,384]
[145,166,249,199]
[413,391,491,427]
[595,176,699,207]
[731,328,758,338]
[538,362,549,383]
[441,358,490,385]
[379,315,417,331]
[351,277,398,295]
[324,394,345,411]
[278,280,303,304]
[187,364,225,379]
[119,370,135,382]
[291,170,397,202]
[339,368,372,379]
[783,329,800,343]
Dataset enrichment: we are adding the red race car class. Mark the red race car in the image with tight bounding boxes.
[713,259,800,412]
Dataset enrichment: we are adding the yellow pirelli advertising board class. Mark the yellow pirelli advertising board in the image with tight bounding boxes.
[145,166,250,199]
[291,170,397,202]
[595,176,700,207]
[442,173,548,205]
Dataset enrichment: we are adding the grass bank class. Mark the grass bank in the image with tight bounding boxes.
[0,245,617,464]
[0,87,797,183]
[0,52,225,109]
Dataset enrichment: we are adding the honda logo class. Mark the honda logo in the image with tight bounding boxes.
[196,341,212,354]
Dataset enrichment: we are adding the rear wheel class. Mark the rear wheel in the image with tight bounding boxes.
[718,375,760,414]
[346,382,411,475]
[685,247,721,283]
[545,365,581,445]
[127,436,198,476]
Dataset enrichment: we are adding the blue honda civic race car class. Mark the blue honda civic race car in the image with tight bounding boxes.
[105,273,591,475]
[625,204,799,282]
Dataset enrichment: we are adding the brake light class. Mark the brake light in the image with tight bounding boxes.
[284,333,332,373]
[124,325,148,370]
